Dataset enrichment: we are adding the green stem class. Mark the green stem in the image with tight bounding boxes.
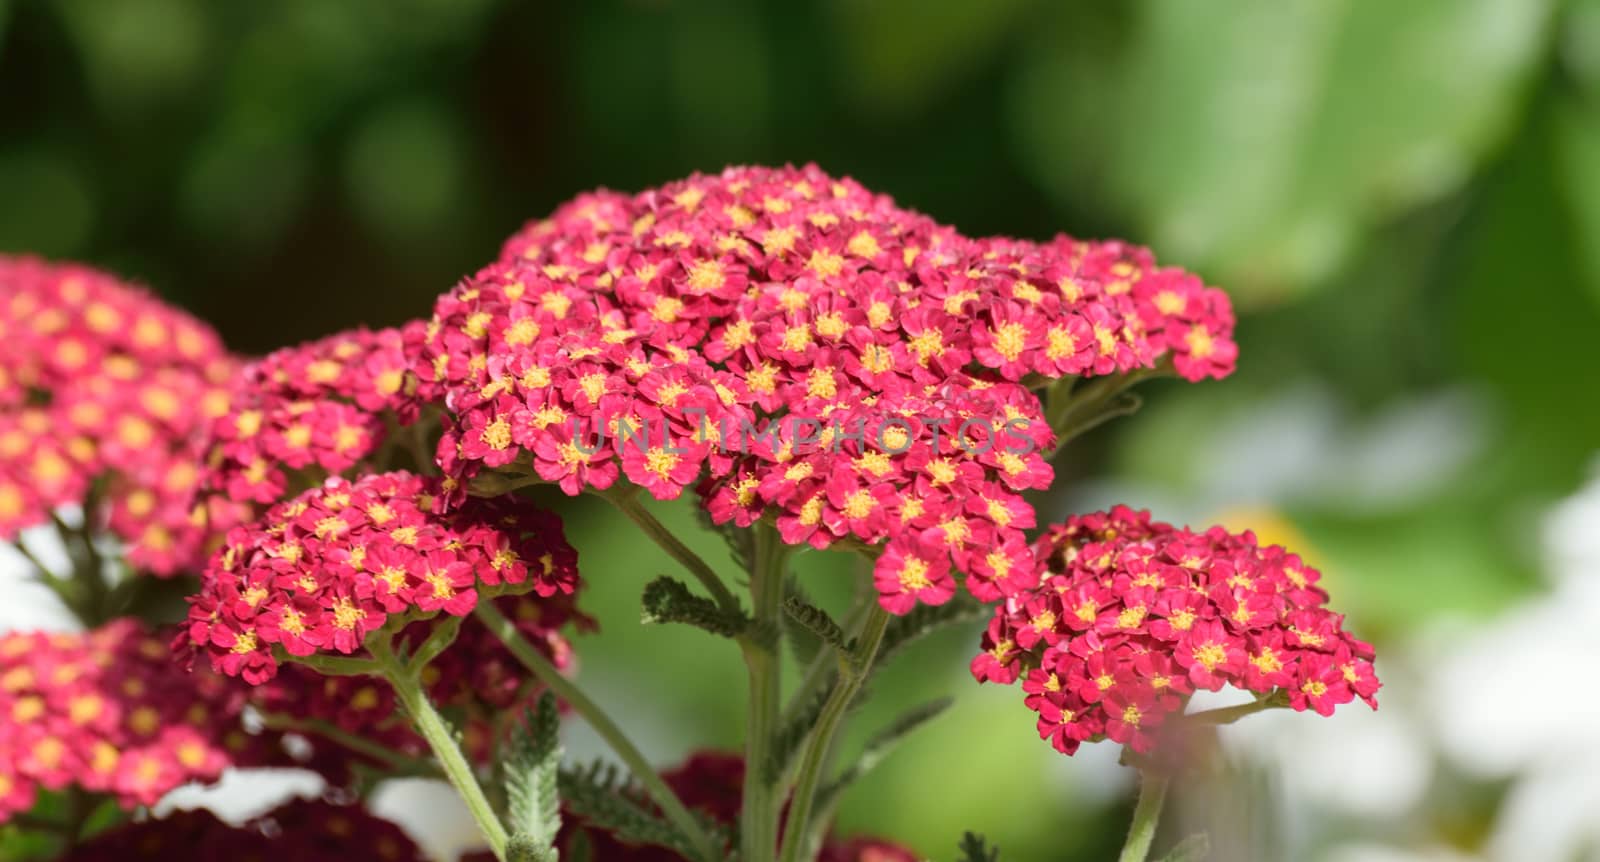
[1185,691,1288,726]
[51,512,110,624]
[405,613,464,672]
[601,488,742,618]
[371,639,509,860]
[474,601,718,862]
[1045,367,1167,457]
[778,559,876,734]
[741,524,789,862]
[18,541,84,617]
[776,605,891,862]
[1118,772,1170,862]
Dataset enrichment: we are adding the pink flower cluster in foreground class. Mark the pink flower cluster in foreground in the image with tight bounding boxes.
[420,164,1237,614]
[973,507,1379,754]
[0,621,265,819]
[0,256,240,573]
[183,470,579,683]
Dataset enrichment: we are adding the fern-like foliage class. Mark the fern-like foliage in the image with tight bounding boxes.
[957,831,1001,862]
[641,576,750,639]
[782,595,852,655]
[558,759,707,861]
[504,693,563,862]
[782,577,825,668]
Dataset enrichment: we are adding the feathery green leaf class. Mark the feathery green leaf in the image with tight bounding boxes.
[504,693,563,859]
[956,831,1001,862]
[641,576,750,639]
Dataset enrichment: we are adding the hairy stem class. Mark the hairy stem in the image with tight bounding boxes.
[741,524,789,862]
[1118,772,1170,862]
[474,601,717,862]
[371,639,509,860]
[600,488,742,619]
[776,605,891,862]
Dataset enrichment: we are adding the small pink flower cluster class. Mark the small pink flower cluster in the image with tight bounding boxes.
[0,620,265,820]
[204,325,425,505]
[0,256,240,573]
[419,165,1236,614]
[183,470,579,684]
[972,507,1379,755]
[61,798,424,862]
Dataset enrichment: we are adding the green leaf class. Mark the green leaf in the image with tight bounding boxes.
[826,0,1033,116]
[640,576,750,639]
[1014,0,1555,303]
[782,577,826,668]
[782,595,852,656]
[1156,833,1210,862]
[956,831,1001,862]
[504,693,563,859]
[1555,87,1600,313]
[1453,100,1600,496]
[557,760,707,860]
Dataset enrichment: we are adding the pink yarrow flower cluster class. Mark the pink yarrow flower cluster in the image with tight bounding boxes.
[972,507,1379,755]
[419,165,1237,615]
[183,470,579,684]
[0,620,266,821]
[203,325,425,505]
[0,256,241,573]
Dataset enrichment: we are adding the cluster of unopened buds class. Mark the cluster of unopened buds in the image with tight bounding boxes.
[0,165,1374,862]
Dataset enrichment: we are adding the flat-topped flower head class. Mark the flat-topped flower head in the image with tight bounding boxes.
[419,165,1237,614]
[973,508,1378,756]
[60,799,425,862]
[203,324,425,506]
[0,256,240,574]
[0,620,266,821]
[183,470,579,683]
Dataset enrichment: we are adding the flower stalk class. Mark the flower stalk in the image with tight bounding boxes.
[370,637,510,861]
[777,604,891,862]
[600,487,743,620]
[741,523,789,862]
[1118,772,1170,862]
[474,600,719,862]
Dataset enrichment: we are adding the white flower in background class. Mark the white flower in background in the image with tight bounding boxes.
[1431,461,1600,862]
[0,523,85,634]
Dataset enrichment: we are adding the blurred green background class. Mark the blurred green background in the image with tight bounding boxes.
[5,0,1600,859]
